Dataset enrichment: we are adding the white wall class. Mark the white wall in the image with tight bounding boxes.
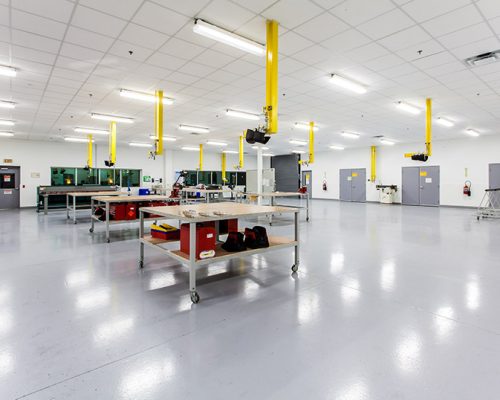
[307,135,500,207]
[0,139,259,207]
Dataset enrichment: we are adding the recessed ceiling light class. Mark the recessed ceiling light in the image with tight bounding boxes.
[91,113,134,124]
[330,145,345,150]
[292,150,305,154]
[329,74,367,94]
[75,127,109,135]
[206,141,227,146]
[396,101,421,115]
[226,109,260,120]
[465,51,500,67]
[223,150,238,154]
[149,135,177,141]
[0,100,15,109]
[0,119,15,126]
[380,138,395,145]
[129,142,152,148]
[466,129,480,137]
[181,146,200,151]
[263,153,274,157]
[0,65,17,77]
[435,117,454,127]
[0,131,14,137]
[294,122,318,131]
[252,145,269,150]
[65,137,93,143]
[193,19,265,56]
[289,139,307,146]
[341,131,360,139]
[178,124,210,134]
[120,89,174,105]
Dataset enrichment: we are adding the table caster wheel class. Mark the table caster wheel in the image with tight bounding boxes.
[89,228,94,233]
[106,239,110,243]
[306,217,309,222]
[139,260,144,268]
[291,264,298,273]
[190,291,200,304]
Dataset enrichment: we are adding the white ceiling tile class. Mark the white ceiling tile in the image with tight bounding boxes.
[231,0,278,13]
[193,49,235,68]
[476,0,500,19]
[294,13,349,42]
[12,0,75,23]
[197,0,255,31]
[411,51,456,69]
[146,52,186,70]
[425,61,467,77]
[79,0,143,19]
[346,42,390,63]
[262,0,323,29]
[402,0,472,23]
[159,38,206,60]
[133,1,190,36]
[376,25,432,52]
[56,56,97,73]
[438,23,493,49]
[149,0,211,17]
[108,41,154,63]
[234,16,267,45]
[65,26,114,52]
[379,62,419,78]
[71,5,127,37]
[279,31,314,56]
[0,5,8,25]
[291,45,332,65]
[365,54,405,72]
[358,9,415,40]
[488,16,500,35]
[59,42,104,62]
[331,0,395,25]
[310,0,345,10]
[421,5,483,37]
[181,61,217,77]
[119,23,169,51]
[11,29,61,54]
[321,29,371,52]
[11,10,67,40]
[221,59,262,75]
[12,45,57,65]
[133,63,171,80]
[396,40,445,62]
[279,57,308,74]
[449,36,500,59]
[167,71,202,85]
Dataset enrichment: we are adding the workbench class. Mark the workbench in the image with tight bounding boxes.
[89,195,180,243]
[138,202,300,303]
[181,187,237,204]
[66,191,125,224]
[38,186,118,214]
[240,191,310,223]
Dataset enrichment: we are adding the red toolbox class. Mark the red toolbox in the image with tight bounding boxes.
[205,219,238,234]
[180,223,216,259]
[110,203,126,220]
[151,224,180,241]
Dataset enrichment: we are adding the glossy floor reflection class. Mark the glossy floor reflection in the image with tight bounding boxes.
[1,201,500,399]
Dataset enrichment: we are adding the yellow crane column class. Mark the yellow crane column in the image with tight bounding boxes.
[425,97,432,157]
[199,144,203,171]
[221,152,227,183]
[239,134,244,169]
[87,134,93,168]
[370,146,377,182]
[265,20,278,134]
[155,90,163,155]
[109,121,116,166]
[308,121,314,164]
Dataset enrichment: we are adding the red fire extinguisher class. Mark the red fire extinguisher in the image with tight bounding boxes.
[463,180,471,197]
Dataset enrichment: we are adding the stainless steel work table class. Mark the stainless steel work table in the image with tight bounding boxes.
[66,191,125,224]
[240,191,310,223]
[138,202,300,303]
[90,195,180,243]
[180,187,237,204]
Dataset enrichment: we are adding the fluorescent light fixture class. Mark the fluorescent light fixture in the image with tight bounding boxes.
[119,89,174,105]
[178,124,210,134]
[206,141,227,146]
[436,117,454,127]
[466,129,480,137]
[0,65,17,77]
[65,137,92,143]
[330,74,367,94]
[223,150,238,154]
[396,101,421,115]
[263,153,274,157]
[295,122,318,131]
[226,109,260,120]
[0,100,15,109]
[292,150,305,154]
[0,131,14,137]
[330,145,345,150]
[181,146,200,151]
[0,120,14,126]
[91,113,134,124]
[129,142,152,148]
[380,138,395,145]
[252,145,269,150]
[193,19,265,56]
[74,127,108,135]
[341,131,360,139]
[149,135,176,141]
[289,139,307,146]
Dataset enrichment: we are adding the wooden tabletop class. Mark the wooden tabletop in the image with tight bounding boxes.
[181,187,235,193]
[243,191,307,197]
[139,201,298,222]
[67,191,124,197]
[92,195,179,203]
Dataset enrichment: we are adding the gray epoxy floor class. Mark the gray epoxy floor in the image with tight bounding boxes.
[1,201,500,399]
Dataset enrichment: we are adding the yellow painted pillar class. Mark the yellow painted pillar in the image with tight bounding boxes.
[371,146,377,182]
[87,134,93,168]
[265,20,278,134]
[155,90,164,155]
[221,152,227,183]
[239,135,244,169]
[199,144,203,171]
[309,121,314,164]
[109,121,116,166]
[425,98,432,156]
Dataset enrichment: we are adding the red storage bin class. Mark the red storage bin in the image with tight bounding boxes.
[110,203,127,220]
[180,223,216,259]
[205,219,238,234]
[125,203,137,220]
[146,201,168,218]
[151,227,180,241]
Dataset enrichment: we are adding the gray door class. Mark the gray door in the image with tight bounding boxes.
[402,167,420,205]
[0,166,21,209]
[419,166,440,206]
[301,170,312,194]
[351,168,366,202]
[489,163,500,189]
[339,169,351,201]
[271,154,300,192]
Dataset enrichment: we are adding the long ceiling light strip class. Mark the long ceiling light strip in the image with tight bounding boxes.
[65,137,93,143]
[436,117,454,127]
[330,145,345,150]
[466,129,480,137]
[396,101,421,115]
[74,127,109,135]
[0,100,15,109]
[206,141,227,146]
[223,150,239,154]
[295,122,319,131]
[380,138,395,145]
[178,124,210,134]
[193,19,265,56]
[0,131,14,137]
[341,131,360,139]
[149,135,177,141]
[0,65,17,77]
[129,142,152,148]
[91,113,134,124]
[181,146,200,151]
[226,109,260,120]
[330,74,367,94]
[0,119,15,126]
[120,89,174,105]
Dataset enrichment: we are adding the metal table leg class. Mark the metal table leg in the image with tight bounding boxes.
[105,201,110,243]
[189,221,199,303]
[306,193,310,222]
[89,198,95,233]
[73,195,77,224]
[292,211,300,273]
[139,210,144,268]
[269,196,274,225]
[66,194,70,219]
[44,195,48,215]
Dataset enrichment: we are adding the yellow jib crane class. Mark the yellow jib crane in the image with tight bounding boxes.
[405,98,432,161]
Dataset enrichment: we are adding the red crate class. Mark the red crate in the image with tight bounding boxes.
[151,228,180,241]
[205,219,238,234]
[180,223,216,259]
[110,204,127,220]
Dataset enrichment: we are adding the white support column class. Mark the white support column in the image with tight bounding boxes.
[257,145,263,205]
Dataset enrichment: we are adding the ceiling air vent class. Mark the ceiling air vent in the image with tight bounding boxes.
[190,132,201,136]
[465,50,500,67]
[372,135,384,138]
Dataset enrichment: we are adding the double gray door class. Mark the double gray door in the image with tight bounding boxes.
[402,166,440,206]
[339,168,366,202]
[0,166,21,209]
[489,164,500,189]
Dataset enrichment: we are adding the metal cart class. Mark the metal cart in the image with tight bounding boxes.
[477,188,500,220]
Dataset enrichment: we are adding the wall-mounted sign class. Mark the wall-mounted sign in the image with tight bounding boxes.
[4,190,12,195]
[420,171,427,177]
[143,175,151,182]
[31,172,41,178]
